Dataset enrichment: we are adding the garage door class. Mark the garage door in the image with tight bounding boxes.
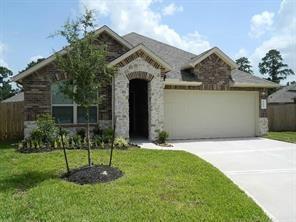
[164,90,258,139]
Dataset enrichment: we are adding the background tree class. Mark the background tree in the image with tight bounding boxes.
[259,49,295,83]
[235,57,254,74]
[0,66,19,101]
[19,58,45,73]
[53,10,115,167]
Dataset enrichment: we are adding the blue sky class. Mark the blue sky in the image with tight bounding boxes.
[0,0,295,84]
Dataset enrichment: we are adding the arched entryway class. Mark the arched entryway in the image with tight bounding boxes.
[129,79,148,138]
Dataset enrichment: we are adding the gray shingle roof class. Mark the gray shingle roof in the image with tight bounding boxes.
[1,92,24,103]
[123,32,196,79]
[123,32,277,87]
[231,69,278,86]
[268,84,296,103]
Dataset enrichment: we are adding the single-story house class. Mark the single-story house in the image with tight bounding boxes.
[267,84,296,131]
[12,25,278,140]
[268,84,296,104]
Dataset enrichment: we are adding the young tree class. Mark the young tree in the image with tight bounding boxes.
[259,49,295,83]
[0,66,19,101]
[53,10,115,167]
[235,57,254,74]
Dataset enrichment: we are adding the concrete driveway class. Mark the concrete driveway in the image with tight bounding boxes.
[136,138,296,222]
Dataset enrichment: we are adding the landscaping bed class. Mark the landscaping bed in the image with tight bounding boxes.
[63,165,123,185]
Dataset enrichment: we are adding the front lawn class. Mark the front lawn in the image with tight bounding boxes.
[0,142,269,221]
[264,131,296,143]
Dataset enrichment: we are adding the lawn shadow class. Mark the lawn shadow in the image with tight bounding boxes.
[0,171,56,192]
[0,141,18,150]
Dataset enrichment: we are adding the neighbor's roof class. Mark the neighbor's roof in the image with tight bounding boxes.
[1,92,24,103]
[268,84,296,103]
[123,32,278,88]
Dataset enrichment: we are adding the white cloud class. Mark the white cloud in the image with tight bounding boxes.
[235,48,248,59]
[0,41,8,67]
[162,3,183,16]
[80,0,210,54]
[249,11,274,38]
[250,0,296,83]
[29,55,44,62]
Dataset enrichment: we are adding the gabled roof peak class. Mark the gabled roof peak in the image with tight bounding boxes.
[182,47,238,70]
[12,25,133,83]
[109,44,172,73]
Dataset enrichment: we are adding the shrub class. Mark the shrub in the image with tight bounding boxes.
[102,128,114,143]
[72,134,82,148]
[92,126,103,136]
[35,114,59,145]
[157,130,169,144]
[76,128,86,139]
[30,128,43,142]
[114,137,128,150]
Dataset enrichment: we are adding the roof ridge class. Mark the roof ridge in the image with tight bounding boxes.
[123,32,198,57]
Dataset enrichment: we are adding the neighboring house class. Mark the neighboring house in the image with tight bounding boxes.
[1,92,24,103]
[268,84,296,104]
[268,84,296,131]
[12,25,278,140]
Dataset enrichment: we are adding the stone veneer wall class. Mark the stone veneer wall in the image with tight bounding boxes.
[114,57,164,140]
[22,31,128,137]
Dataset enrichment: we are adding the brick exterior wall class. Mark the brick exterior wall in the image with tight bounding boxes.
[193,53,231,90]
[22,31,128,124]
[23,66,52,121]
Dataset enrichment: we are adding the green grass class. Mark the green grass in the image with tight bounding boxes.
[0,142,269,222]
[264,131,296,143]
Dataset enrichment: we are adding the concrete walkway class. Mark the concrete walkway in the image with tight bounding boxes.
[132,137,296,222]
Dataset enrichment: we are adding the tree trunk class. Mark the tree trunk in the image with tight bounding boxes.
[60,127,70,174]
[86,108,92,167]
[109,118,116,167]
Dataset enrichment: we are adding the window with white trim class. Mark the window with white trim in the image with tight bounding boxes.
[51,81,98,124]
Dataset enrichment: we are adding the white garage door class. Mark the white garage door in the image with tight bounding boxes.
[164,90,258,139]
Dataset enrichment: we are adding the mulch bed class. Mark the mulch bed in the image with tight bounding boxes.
[62,165,124,185]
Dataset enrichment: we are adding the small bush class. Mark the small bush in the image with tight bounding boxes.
[157,130,169,144]
[36,114,59,145]
[30,128,43,142]
[92,127,103,136]
[114,137,128,150]
[76,128,86,139]
[102,128,114,143]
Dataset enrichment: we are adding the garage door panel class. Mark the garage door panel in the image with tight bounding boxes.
[164,90,258,139]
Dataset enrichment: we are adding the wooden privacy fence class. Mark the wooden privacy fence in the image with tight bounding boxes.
[0,102,24,141]
[268,103,296,131]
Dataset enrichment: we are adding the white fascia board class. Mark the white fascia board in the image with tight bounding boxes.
[183,47,238,70]
[109,44,172,72]
[12,25,133,83]
[94,25,133,49]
